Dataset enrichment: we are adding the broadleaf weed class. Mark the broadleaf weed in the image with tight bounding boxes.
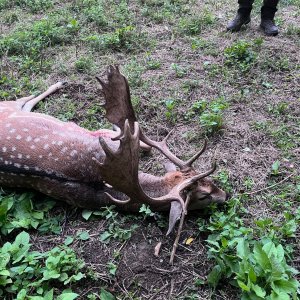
[201,198,300,299]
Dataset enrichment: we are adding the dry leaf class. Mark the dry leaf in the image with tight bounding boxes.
[185,237,194,245]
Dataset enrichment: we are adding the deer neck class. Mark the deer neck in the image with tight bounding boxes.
[138,171,184,198]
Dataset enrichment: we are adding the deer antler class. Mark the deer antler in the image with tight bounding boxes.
[96,66,206,170]
[96,65,136,132]
[95,66,221,262]
[93,120,216,214]
[93,120,184,211]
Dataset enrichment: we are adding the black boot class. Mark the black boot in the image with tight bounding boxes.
[260,0,279,36]
[260,19,278,36]
[227,10,251,32]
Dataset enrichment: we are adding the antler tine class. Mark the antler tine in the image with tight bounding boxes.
[94,161,131,206]
[179,161,217,191]
[139,131,185,168]
[162,129,174,143]
[98,138,115,159]
[140,131,207,171]
[104,192,131,205]
[182,140,207,170]
[95,76,108,90]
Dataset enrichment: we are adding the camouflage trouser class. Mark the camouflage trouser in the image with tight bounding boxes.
[237,0,279,19]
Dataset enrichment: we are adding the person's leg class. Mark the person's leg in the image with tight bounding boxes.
[260,0,279,35]
[227,0,254,32]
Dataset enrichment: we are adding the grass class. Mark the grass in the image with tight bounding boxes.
[0,0,299,299]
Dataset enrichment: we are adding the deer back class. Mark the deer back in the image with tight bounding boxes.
[0,103,119,184]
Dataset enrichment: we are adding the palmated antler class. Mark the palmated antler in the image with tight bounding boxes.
[96,65,137,131]
[93,120,216,213]
[96,65,206,171]
[96,66,220,262]
[93,120,184,210]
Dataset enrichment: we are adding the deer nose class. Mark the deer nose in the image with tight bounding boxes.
[225,192,231,201]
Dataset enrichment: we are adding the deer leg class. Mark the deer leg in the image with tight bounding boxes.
[22,82,66,112]
[13,95,36,110]
[17,95,36,103]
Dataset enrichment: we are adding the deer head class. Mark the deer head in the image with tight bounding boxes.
[94,66,228,235]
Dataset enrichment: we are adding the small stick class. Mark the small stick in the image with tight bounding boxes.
[241,173,294,196]
[169,194,191,265]
[168,278,175,300]
[148,282,169,300]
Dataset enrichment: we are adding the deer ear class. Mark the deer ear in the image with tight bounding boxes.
[166,201,183,236]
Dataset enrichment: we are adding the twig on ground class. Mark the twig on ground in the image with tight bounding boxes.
[169,193,191,265]
[148,282,169,300]
[168,278,175,300]
[240,173,295,196]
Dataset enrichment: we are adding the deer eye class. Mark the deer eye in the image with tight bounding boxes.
[201,191,210,196]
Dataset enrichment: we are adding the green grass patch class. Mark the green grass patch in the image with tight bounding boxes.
[0,18,74,58]
[0,0,53,12]
[85,26,149,53]
[224,39,263,72]
[185,97,228,135]
[178,10,216,35]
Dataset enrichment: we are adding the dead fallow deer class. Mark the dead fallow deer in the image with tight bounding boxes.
[0,66,228,261]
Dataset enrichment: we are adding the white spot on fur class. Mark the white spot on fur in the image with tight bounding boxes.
[70,150,77,157]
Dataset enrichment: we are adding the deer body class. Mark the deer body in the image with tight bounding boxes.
[0,68,227,222]
[0,106,223,211]
[0,102,171,210]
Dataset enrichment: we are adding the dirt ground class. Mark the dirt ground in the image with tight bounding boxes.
[0,0,299,299]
